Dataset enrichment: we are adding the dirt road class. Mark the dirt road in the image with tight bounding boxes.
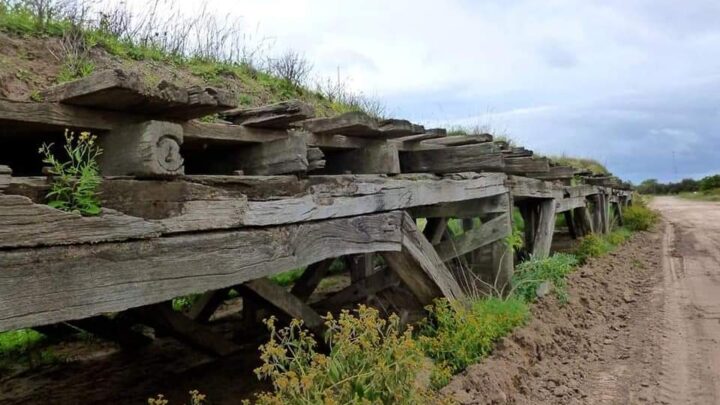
[444,196,720,404]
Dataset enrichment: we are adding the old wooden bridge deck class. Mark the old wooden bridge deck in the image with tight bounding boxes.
[0,69,631,355]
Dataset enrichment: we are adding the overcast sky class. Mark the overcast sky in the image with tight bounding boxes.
[129,0,720,183]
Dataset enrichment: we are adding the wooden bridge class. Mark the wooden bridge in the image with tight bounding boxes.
[0,69,632,355]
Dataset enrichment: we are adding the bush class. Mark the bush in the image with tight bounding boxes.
[606,228,632,245]
[511,253,578,303]
[251,306,450,405]
[418,297,528,384]
[575,234,613,263]
[623,205,658,231]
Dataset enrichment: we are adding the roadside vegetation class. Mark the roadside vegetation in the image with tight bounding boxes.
[637,174,720,201]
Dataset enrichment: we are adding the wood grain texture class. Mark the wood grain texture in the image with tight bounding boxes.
[220,100,314,128]
[395,128,447,143]
[244,278,325,332]
[526,165,575,180]
[100,120,184,176]
[422,133,493,147]
[0,194,163,248]
[324,143,400,174]
[508,175,564,200]
[504,157,550,174]
[0,211,403,332]
[377,119,425,137]
[40,69,235,120]
[0,165,10,192]
[400,144,503,173]
[555,196,587,213]
[434,213,511,262]
[382,212,465,305]
[234,131,308,175]
[532,199,557,258]
[182,121,288,144]
[302,111,382,137]
[410,193,509,219]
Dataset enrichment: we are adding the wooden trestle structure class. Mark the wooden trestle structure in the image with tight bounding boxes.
[0,69,632,355]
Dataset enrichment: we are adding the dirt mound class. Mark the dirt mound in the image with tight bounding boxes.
[442,227,663,404]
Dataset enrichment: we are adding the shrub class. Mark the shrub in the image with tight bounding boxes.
[511,253,578,303]
[606,228,632,245]
[418,297,528,384]
[0,328,44,354]
[623,205,658,231]
[251,306,450,405]
[575,234,613,263]
[38,129,103,216]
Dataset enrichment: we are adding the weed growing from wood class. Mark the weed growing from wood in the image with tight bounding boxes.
[511,253,579,303]
[38,129,103,216]
[250,306,451,405]
[418,297,529,387]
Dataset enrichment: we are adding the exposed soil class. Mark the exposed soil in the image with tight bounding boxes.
[444,197,720,404]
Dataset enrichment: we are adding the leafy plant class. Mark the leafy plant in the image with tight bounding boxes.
[511,253,578,303]
[251,306,450,405]
[623,205,658,231]
[418,297,528,385]
[574,234,613,264]
[38,129,103,216]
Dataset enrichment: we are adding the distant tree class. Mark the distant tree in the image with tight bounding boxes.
[699,174,720,191]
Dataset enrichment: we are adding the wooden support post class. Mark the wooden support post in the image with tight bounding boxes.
[315,269,401,310]
[423,217,449,244]
[518,202,538,255]
[563,211,577,239]
[591,195,603,234]
[0,165,11,193]
[532,199,556,258]
[187,288,230,323]
[600,193,610,234]
[614,201,624,227]
[132,303,241,356]
[100,120,184,176]
[434,213,510,262]
[381,212,464,305]
[349,253,375,282]
[243,278,325,335]
[290,259,335,301]
[573,206,594,236]
[487,195,514,293]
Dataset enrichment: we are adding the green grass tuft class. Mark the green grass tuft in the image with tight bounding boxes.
[511,253,579,303]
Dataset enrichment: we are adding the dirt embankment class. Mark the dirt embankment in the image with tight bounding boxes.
[443,226,665,404]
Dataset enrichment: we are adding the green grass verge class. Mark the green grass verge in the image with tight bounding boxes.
[678,189,720,202]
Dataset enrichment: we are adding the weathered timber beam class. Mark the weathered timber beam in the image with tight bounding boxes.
[565,184,599,198]
[7,173,509,234]
[0,98,129,131]
[131,303,241,356]
[378,118,425,137]
[0,211,403,332]
[302,111,382,137]
[100,120,185,176]
[573,206,594,236]
[555,196,586,213]
[504,157,550,175]
[39,69,236,120]
[182,121,288,144]
[220,100,314,129]
[434,213,511,262]
[187,288,231,323]
[324,142,401,174]
[526,165,575,180]
[243,278,325,334]
[0,165,11,192]
[422,133,493,147]
[381,212,465,305]
[400,144,503,173]
[315,269,401,310]
[0,194,163,248]
[349,253,375,282]
[410,193,509,218]
[395,128,447,143]
[507,175,564,200]
[422,217,449,244]
[532,199,556,258]
[233,131,308,175]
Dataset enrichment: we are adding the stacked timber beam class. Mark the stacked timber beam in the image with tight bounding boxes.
[0,69,633,355]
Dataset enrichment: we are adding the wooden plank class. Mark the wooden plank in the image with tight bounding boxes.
[0,98,127,131]
[400,144,503,173]
[290,259,335,301]
[504,157,550,175]
[615,201,625,226]
[0,165,10,192]
[527,165,575,180]
[565,184,598,198]
[410,193,509,219]
[518,201,538,255]
[303,132,386,150]
[0,194,163,248]
[573,206,594,236]
[434,213,511,261]
[244,278,325,333]
[382,212,465,304]
[40,69,236,120]
[532,199,556,258]
[423,133,493,147]
[234,131,308,175]
[302,111,382,137]
[324,143,400,174]
[182,121,288,144]
[100,120,185,176]
[0,211,404,332]
[220,100,314,128]
[132,303,241,356]
[423,217,449,244]
[555,196,586,213]
[564,211,577,239]
[349,253,375,282]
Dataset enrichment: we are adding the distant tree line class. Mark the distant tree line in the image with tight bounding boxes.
[637,174,720,195]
